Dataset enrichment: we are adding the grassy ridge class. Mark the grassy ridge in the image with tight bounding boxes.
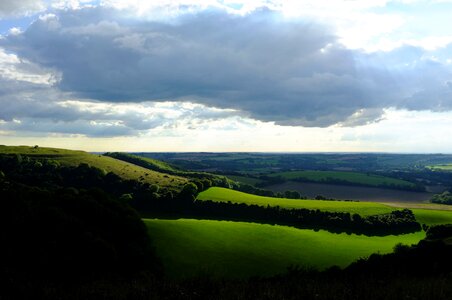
[0,145,85,156]
[0,146,188,191]
[106,152,183,174]
[269,170,415,188]
[145,219,425,278]
[197,187,394,216]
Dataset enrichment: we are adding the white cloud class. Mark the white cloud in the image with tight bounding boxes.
[8,27,23,35]
[97,1,452,52]
[0,48,60,84]
[0,91,239,137]
[51,1,97,10]
[0,0,45,18]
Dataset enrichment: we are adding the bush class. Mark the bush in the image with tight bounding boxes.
[431,191,452,205]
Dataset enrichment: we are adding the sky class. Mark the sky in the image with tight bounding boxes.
[1,0,452,152]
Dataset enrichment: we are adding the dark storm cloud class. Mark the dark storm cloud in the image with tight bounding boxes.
[2,6,452,127]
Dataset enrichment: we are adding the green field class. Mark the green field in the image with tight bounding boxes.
[197,187,395,216]
[269,170,415,188]
[411,208,452,225]
[145,219,425,278]
[0,146,188,191]
[428,163,452,171]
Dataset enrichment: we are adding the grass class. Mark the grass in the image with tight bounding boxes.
[106,152,183,174]
[0,145,188,191]
[428,164,452,171]
[411,209,452,225]
[0,145,85,156]
[197,187,395,216]
[269,170,415,188]
[132,155,181,173]
[145,218,425,279]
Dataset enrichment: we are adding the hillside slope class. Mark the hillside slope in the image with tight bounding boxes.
[197,187,394,216]
[198,187,452,224]
[145,218,424,278]
[0,145,188,192]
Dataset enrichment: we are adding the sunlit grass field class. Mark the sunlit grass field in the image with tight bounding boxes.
[197,187,395,216]
[198,187,452,224]
[411,208,452,225]
[145,218,425,278]
[269,170,415,188]
[0,145,188,191]
[428,163,452,171]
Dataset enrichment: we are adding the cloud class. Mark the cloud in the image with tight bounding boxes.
[0,0,46,18]
[0,48,60,84]
[0,77,238,136]
[2,5,452,130]
[0,42,238,138]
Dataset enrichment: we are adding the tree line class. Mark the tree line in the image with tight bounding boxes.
[256,174,426,192]
[431,190,452,205]
[0,175,162,283]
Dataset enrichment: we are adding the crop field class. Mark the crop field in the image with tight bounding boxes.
[269,170,415,188]
[197,187,395,216]
[265,182,432,203]
[0,146,187,191]
[145,219,425,278]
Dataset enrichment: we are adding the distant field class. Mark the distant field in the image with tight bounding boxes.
[0,146,187,191]
[265,182,432,203]
[226,175,263,186]
[197,187,394,216]
[428,164,452,171]
[269,170,415,188]
[145,219,425,278]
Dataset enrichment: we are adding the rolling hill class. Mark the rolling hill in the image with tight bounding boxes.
[3,145,451,280]
[197,187,452,223]
[197,187,395,216]
[0,145,188,192]
[145,218,425,278]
